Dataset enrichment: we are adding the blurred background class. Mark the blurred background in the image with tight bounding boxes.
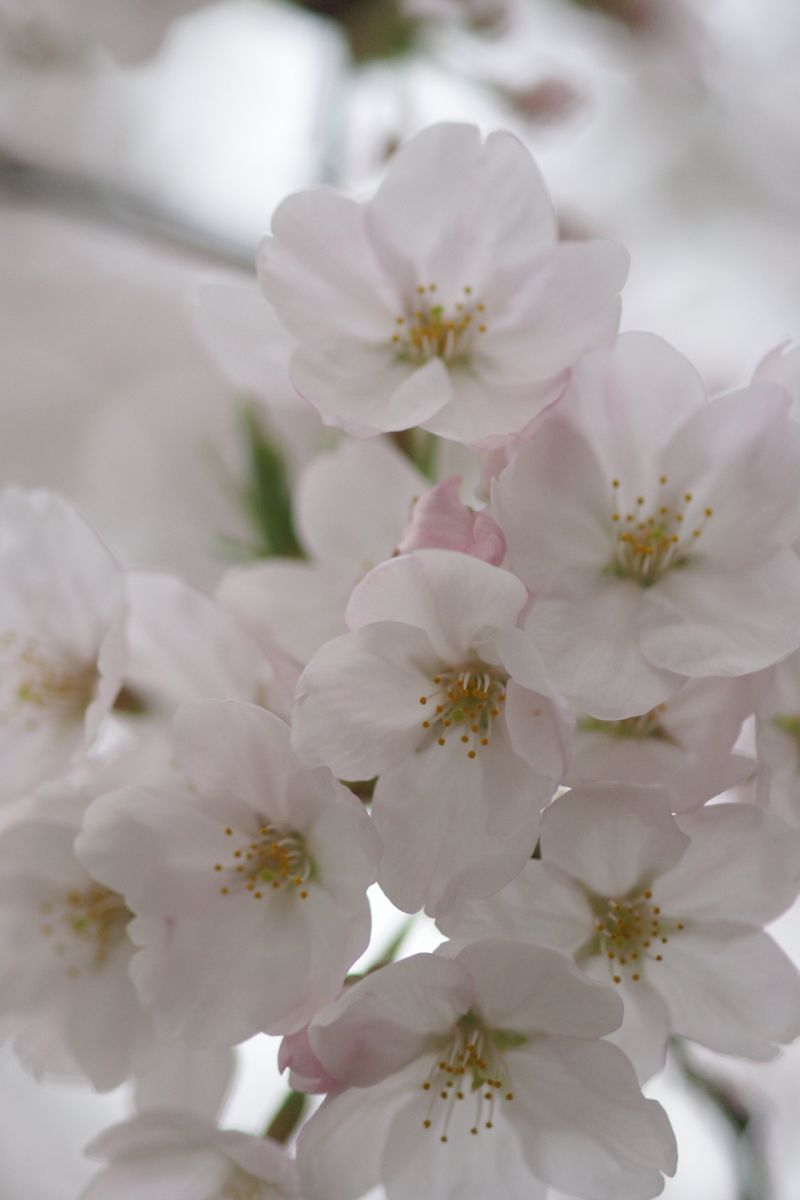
[2,1,800,1196]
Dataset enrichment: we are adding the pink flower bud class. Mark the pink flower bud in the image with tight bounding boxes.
[397,476,506,565]
[278,1025,344,1095]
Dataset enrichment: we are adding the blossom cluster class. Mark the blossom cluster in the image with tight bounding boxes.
[4,122,800,1200]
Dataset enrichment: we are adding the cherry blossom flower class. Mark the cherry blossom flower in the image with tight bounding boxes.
[0,488,126,802]
[292,549,572,915]
[568,677,754,808]
[81,1109,302,1200]
[396,476,506,564]
[77,700,380,1045]
[440,785,800,1082]
[493,333,800,719]
[219,439,426,665]
[0,776,231,1103]
[296,942,677,1200]
[258,122,628,444]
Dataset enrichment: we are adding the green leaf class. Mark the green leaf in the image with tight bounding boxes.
[240,404,304,559]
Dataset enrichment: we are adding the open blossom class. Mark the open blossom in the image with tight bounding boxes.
[77,700,380,1044]
[219,439,426,664]
[493,333,800,719]
[440,785,800,1082]
[0,775,231,1104]
[296,942,677,1200]
[0,488,126,802]
[81,1110,303,1200]
[568,676,754,807]
[258,122,628,444]
[292,549,572,915]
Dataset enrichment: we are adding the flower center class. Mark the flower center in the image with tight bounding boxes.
[592,891,685,984]
[419,666,506,758]
[1,630,97,730]
[38,885,132,978]
[606,476,713,586]
[215,824,312,901]
[391,283,487,366]
[420,1013,520,1142]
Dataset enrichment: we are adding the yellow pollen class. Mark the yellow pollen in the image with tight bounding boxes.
[608,478,713,585]
[420,665,506,758]
[392,284,486,365]
[595,891,684,983]
[215,824,311,901]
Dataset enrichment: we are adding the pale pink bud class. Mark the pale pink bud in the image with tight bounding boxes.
[397,476,506,565]
[278,1025,344,1095]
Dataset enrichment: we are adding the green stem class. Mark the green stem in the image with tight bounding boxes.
[264,1090,308,1146]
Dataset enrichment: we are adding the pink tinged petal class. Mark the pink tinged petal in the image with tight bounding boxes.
[133,1040,235,1119]
[397,476,506,565]
[174,701,295,822]
[34,948,148,1091]
[491,419,618,593]
[308,954,473,1087]
[381,1092,544,1200]
[657,384,800,564]
[584,959,671,1085]
[346,550,528,662]
[567,732,753,811]
[84,1108,225,1160]
[457,939,622,1038]
[477,239,629,385]
[214,1129,301,1192]
[125,571,276,713]
[509,1037,677,1200]
[297,1066,419,1200]
[652,925,800,1059]
[289,344,451,434]
[503,679,573,780]
[291,622,437,779]
[755,340,800,414]
[558,333,708,487]
[189,276,299,408]
[540,784,689,899]
[259,189,398,342]
[76,784,260,917]
[129,889,336,1044]
[218,559,352,666]
[372,740,541,917]
[523,569,683,720]
[656,804,800,925]
[438,860,594,954]
[298,439,425,567]
[657,675,754,754]
[366,124,557,301]
[80,1147,228,1200]
[420,367,564,445]
[639,550,800,678]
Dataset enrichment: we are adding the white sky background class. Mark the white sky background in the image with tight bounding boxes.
[1,0,800,1196]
